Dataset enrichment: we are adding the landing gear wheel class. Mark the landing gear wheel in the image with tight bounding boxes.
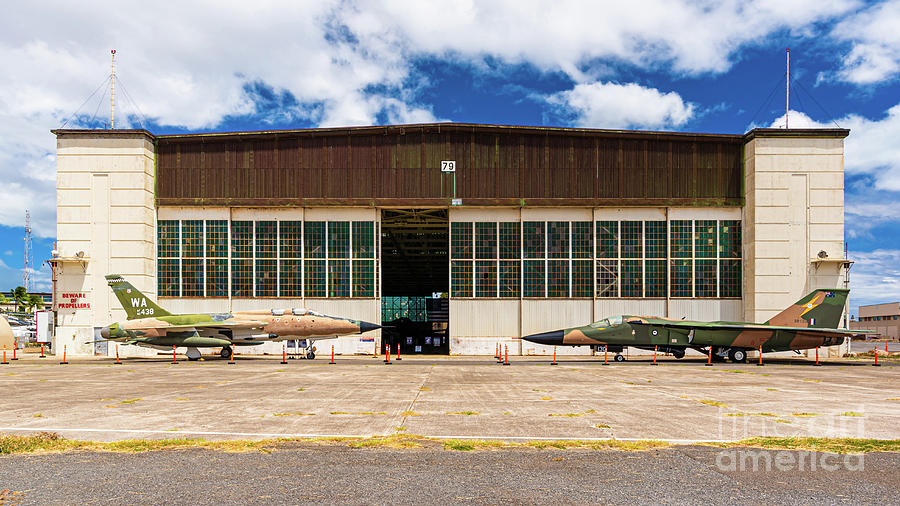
[306,351,316,360]
[729,349,747,363]
[614,354,625,362]
[220,347,232,359]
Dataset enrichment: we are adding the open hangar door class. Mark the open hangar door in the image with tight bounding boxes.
[380,209,449,355]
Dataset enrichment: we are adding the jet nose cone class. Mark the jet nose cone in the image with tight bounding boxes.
[522,330,564,345]
[100,326,110,339]
[358,321,382,333]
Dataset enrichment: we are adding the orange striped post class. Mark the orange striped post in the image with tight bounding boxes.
[395,342,402,361]
[503,345,510,366]
[172,345,177,365]
[551,346,558,366]
[40,345,46,358]
[374,341,378,359]
[873,346,880,367]
[11,339,17,360]
[228,347,236,365]
[603,345,609,366]
[814,347,821,366]
[651,345,658,366]
[59,345,68,365]
[1,346,7,365]
[384,344,391,365]
[756,345,763,366]
[115,345,121,365]
[281,344,288,365]
[329,345,335,365]
[705,347,712,366]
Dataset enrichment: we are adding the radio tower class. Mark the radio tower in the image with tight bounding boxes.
[24,210,34,291]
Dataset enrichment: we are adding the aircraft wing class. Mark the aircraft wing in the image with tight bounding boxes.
[625,318,860,335]
[155,320,268,332]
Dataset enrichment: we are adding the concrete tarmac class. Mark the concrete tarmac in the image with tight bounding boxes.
[0,354,896,442]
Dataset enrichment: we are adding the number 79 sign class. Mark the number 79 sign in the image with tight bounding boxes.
[441,160,456,172]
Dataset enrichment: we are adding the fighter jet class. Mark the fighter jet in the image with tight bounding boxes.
[99,275,382,360]
[523,289,855,363]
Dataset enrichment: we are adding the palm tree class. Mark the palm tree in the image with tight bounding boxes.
[26,294,44,312]
[10,286,27,312]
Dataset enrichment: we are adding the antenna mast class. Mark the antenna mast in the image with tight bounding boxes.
[110,49,116,129]
[785,48,790,129]
[24,210,33,292]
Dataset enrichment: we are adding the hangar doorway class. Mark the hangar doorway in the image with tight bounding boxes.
[380,209,449,355]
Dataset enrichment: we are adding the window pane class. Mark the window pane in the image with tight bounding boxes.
[352,221,375,258]
[523,260,545,297]
[304,259,326,297]
[719,220,741,259]
[475,260,497,297]
[182,220,203,258]
[572,260,592,297]
[621,221,642,259]
[231,221,253,258]
[499,261,520,298]
[621,260,642,297]
[670,220,692,258]
[181,258,203,296]
[547,260,569,298]
[280,259,302,298]
[695,259,717,297]
[645,221,666,259]
[475,222,497,259]
[547,222,569,259]
[304,221,326,259]
[158,258,179,296]
[328,222,350,259]
[596,221,618,258]
[255,221,277,259]
[256,258,277,297]
[328,259,350,297]
[205,258,228,297]
[280,221,303,259]
[158,220,179,258]
[695,220,717,258]
[596,260,618,297]
[352,260,375,297]
[231,259,253,297]
[499,222,521,259]
[523,222,545,259]
[451,260,473,297]
[451,222,473,259]
[206,220,228,258]
[645,260,667,298]
[572,222,593,259]
[720,259,741,298]
[670,259,692,297]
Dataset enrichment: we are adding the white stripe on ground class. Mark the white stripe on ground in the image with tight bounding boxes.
[0,427,855,443]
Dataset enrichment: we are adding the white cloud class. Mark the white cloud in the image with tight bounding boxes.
[848,249,900,310]
[831,0,900,85]
[547,81,694,129]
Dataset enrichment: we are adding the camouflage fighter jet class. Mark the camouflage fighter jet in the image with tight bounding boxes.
[523,289,855,363]
[99,275,382,360]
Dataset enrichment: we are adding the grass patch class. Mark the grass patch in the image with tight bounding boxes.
[531,388,547,392]
[175,398,188,401]
[395,426,407,431]
[548,413,584,417]
[348,434,421,449]
[32,413,42,418]
[540,396,553,400]
[296,388,305,392]
[724,412,777,417]
[801,379,822,383]
[705,437,900,454]
[400,411,422,417]
[721,369,750,374]
[119,399,141,405]
[417,387,432,392]
[272,412,315,417]
[595,424,611,429]
[447,411,479,416]
[791,413,820,417]
[698,400,728,408]
[330,411,350,415]
[839,411,864,417]
[0,433,276,455]
[766,388,779,391]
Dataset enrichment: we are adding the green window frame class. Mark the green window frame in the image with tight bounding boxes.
[181,220,203,258]
[572,222,592,259]
[231,221,253,259]
[451,222,473,259]
[451,261,473,298]
[256,258,277,297]
[206,258,228,297]
[231,259,253,297]
[158,220,179,258]
[719,259,741,298]
[304,221,326,259]
[645,221,666,259]
[181,258,203,296]
[695,259,717,297]
[279,221,303,259]
[352,221,375,259]
[328,259,350,297]
[620,221,642,259]
[499,222,521,259]
[523,222,545,259]
[475,222,497,260]
[572,260,592,298]
[158,258,179,297]
[547,260,569,298]
[499,261,520,298]
[596,260,618,298]
[596,221,618,258]
[475,260,497,298]
[645,260,667,298]
[205,220,228,258]
[304,259,326,298]
[719,220,741,259]
[254,221,276,259]
[695,220,717,258]
[621,260,642,297]
[547,222,569,259]
[523,260,545,297]
[328,222,350,259]
[670,220,692,258]
[670,259,692,297]
[280,259,303,298]
[352,260,375,297]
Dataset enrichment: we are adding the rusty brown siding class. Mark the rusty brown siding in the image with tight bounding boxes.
[154,124,745,207]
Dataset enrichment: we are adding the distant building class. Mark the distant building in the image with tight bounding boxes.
[852,302,900,339]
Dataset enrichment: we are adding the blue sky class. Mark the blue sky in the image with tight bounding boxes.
[2,1,899,314]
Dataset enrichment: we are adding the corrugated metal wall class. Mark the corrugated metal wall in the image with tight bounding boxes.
[156,124,743,207]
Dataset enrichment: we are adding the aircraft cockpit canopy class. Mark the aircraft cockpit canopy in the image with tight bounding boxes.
[589,316,623,328]
[270,308,326,317]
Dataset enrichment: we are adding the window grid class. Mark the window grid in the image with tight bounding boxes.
[523,260,545,298]
[572,222,593,259]
[499,261,520,298]
[451,261,473,298]
[451,222,473,259]
[475,222,498,260]
[547,260,569,298]
[475,260,497,298]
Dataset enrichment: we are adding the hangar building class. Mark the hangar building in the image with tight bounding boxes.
[51,123,851,357]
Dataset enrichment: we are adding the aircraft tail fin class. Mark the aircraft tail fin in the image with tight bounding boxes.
[105,275,172,320]
[766,288,849,329]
